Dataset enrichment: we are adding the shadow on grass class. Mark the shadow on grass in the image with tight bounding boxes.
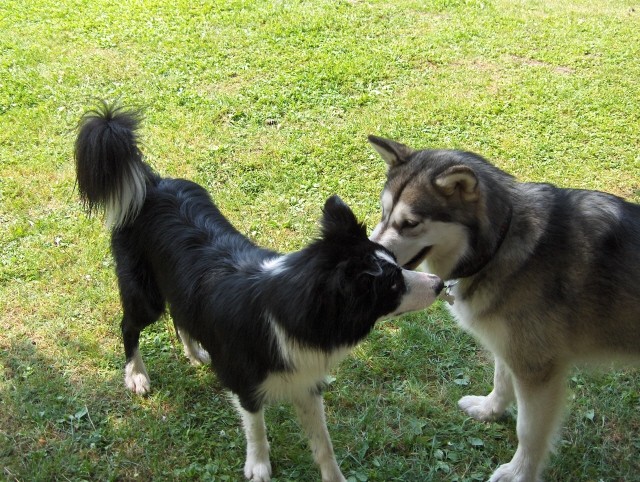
[0,333,248,481]
[2,313,638,481]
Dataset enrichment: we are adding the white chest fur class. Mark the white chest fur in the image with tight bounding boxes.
[258,321,353,402]
[449,286,509,359]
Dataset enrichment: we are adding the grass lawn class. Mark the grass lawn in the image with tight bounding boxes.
[1,0,639,480]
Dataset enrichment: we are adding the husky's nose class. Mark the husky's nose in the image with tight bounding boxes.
[435,280,445,295]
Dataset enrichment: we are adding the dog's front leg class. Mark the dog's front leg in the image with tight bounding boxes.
[459,355,515,421]
[293,393,346,482]
[489,368,568,482]
[232,396,272,482]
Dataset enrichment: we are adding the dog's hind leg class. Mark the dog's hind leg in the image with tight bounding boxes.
[175,327,211,366]
[121,301,163,394]
[489,367,568,482]
[232,395,272,482]
[117,255,165,395]
[123,340,150,394]
[459,356,515,421]
[293,392,346,482]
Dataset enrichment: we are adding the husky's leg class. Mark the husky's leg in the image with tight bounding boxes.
[232,396,272,482]
[176,327,211,365]
[293,392,346,482]
[489,368,567,482]
[459,355,515,421]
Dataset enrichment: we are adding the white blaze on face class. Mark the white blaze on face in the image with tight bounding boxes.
[371,249,443,319]
[387,270,443,318]
[373,249,395,266]
[370,188,471,278]
[370,191,430,267]
[369,191,394,241]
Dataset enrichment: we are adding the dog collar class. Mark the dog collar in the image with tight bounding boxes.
[449,206,513,280]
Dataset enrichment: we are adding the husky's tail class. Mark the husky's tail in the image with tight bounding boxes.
[74,102,154,228]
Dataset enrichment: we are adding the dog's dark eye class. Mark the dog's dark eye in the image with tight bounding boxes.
[402,220,419,230]
[389,268,405,292]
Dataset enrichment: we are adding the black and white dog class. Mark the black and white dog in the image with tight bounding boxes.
[74,103,444,482]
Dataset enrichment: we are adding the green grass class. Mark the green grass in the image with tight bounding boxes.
[1,0,639,480]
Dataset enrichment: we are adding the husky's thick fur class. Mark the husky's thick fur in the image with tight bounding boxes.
[368,135,640,482]
[73,104,444,482]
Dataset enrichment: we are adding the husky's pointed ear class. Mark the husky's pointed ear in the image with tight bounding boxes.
[321,195,367,239]
[368,135,415,168]
[435,166,479,201]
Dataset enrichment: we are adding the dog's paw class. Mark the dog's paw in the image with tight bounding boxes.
[322,473,347,482]
[124,357,151,394]
[458,395,503,422]
[244,458,272,482]
[489,462,540,482]
[318,461,347,482]
[125,370,151,394]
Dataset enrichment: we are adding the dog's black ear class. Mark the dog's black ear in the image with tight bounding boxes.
[434,165,479,201]
[321,195,367,239]
[331,254,383,294]
[368,135,414,168]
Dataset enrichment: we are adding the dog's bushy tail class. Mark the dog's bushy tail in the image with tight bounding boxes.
[74,101,153,228]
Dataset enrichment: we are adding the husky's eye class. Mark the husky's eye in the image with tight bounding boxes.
[401,219,419,230]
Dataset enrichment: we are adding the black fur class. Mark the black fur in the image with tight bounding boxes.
[74,103,412,412]
[74,102,150,215]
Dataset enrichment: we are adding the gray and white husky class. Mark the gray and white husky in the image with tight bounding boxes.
[368,135,640,482]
